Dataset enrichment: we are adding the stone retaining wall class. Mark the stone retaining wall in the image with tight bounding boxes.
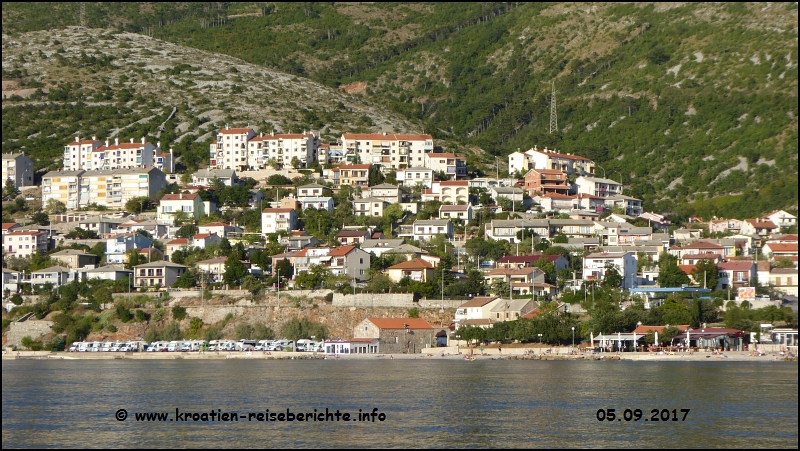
[6,320,54,347]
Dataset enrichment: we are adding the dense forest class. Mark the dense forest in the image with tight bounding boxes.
[2,2,797,219]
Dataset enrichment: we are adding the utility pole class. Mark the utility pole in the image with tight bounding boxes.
[549,80,558,134]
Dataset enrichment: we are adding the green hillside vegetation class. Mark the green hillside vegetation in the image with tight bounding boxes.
[2,2,797,218]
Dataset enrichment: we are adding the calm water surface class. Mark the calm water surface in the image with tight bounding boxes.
[2,360,797,448]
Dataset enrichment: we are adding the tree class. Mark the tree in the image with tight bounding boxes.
[275,258,294,280]
[126,249,141,270]
[775,257,795,269]
[368,165,385,186]
[173,269,196,288]
[692,259,720,290]
[291,156,301,169]
[223,253,247,287]
[175,224,199,239]
[4,179,18,200]
[172,305,187,321]
[31,211,49,225]
[125,196,151,214]
[658,253,690,287]
[172,210,189,226]
[46,199,66,214]
[601,262,623,289]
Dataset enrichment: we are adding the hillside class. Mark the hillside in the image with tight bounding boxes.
[2,2,798,219]
[1,27,418,173]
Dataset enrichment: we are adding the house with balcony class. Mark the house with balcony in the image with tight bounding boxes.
[336,230,372,245]
[89,137,159,171]
[192,169,240,187]
[133,261,188,288]
[769,268,798,296]
[536,193,574,214]
[583,252,638,288]
[490,186,525,205]
[604,194,643,217]
[404,219,453,242]
[423,180,469,204]
[2,267,23,293]
[397,167,434,188]
[30,266,78,288]
[454,297,503,327]
[763,210,796,229]
[483,219,550,243]
[386,258,435,283]
[524,168,571,197]
[195,256,250,283]
[709,218,744,234]
[512,147,595,178]
[352,197,389,217]
[360,239,405,257]
[485,267,548,297]
[85,264,133,282]
[246,131,318,169]
[439,204,473,222]
[326,246,371,281]
[3,231,48,258]
[105,232,153,264]
[198,222,243,238]
[62,136,103,171]
[299,197,334,211]
[741,219,780,238]
[332,164,371,187]
[496,254,569,273]
[424,153,467,179]
[158,193,204,225]
[717,261,756,290]
[489,299,537,322]
[77,216,127,237]
[296,183,332,200]
[365,183,401,203]
[261,208,298,236]
[575,176,623,199]
[280,231,321,251]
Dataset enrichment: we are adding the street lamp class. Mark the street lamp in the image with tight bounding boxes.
[571,326,575,353]
[538,333,543,355]
[276,268,280,306]
[635,321,642,352]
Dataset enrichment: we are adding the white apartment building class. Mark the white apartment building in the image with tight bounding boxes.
[353,197,389,217]
[2,152,35,189]
[424,153,467,179]
[409,219,453,242]
[575,176,623,199]
[261,208,298,236]
[209,127,257,171]
[247,132,318,169]
[511,147,596,177]
[341,133,433,171]
[89,137,159,171]
[583,252,638,289]
[3,230,48,257]
[62,136,103,171]
[397,166,434,188]
[42,168,166,210]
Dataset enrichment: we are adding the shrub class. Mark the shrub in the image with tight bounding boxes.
[172,305,187,321]
[135,310,149,322]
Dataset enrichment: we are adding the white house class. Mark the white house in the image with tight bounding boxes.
[209,127,256,171]
[261,208,298,236]
[763,210,797,229]
[353,197,389,217]
[575,176,623,198]
[582,252,638,288]
[62,136,103,171]
[439,204,473,222]
[85,264,133,282]
[3,231,48,258]
[300,197,335,211]
[409,220,453,242]
[454,297,503,326]
[133,261,188,288]
[397,167,434,188]
[2,152,35,188]
[198,222,242,238]
[341,133,433,171]
[105,233,153,264]
[158,193,204,225]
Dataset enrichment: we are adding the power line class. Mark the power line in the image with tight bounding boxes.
[549,80,558,134]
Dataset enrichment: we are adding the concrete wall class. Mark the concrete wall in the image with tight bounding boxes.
[6,320,54,348]
[332,293,466,309]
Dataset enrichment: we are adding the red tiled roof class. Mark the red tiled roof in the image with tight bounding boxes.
[95,142,152,152]
[681,253,722,260]
[718,261,755,271]
[167,238,189,245]
[67,139,102,145]
[161,193,198,201]
[497,255,561,263]
[2,222,19,230]
[200,222,230,227]
[438,181,468,186]
[765,243,798,252]
[250,133,311,141]
[328,245,356,257]
[336,230,369,237]
[745,219,778,228]
[532,149,592,161]
[367,318,434,330]
[678,264,696,275]
[388,258,433,270]
[332,164,371,171]
[193,233,212,240]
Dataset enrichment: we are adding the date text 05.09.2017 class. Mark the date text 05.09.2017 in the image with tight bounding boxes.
[596,408,690,422]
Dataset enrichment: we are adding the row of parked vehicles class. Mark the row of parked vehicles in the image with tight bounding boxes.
[67,339,325,353]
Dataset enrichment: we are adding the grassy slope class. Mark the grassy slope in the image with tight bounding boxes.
[2,2,797,219]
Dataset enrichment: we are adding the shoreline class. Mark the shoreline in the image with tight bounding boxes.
[3,349,797,362]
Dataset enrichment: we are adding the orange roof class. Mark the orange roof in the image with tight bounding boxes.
[167,238,189,245]
[161,193,198,201]
[745,219,778,228]
[193,233,213,239]
[95,142,152,152]
[67,139,102,146]
[332,164,371,171]
[678,264,696,275]
[2,222,19,230]
[438,180,468,186]
[200,222,230,227]
[218,127,254,134]
[367,318,433,330]
[766,243,798,252]
[541,192,573,199]
[328,245,356,257]
[251,133,312,141]
[532,149,591,161]
[388,258,433,270]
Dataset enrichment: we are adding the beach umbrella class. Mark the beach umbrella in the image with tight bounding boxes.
[655,331,659,347]
[686,330,690,347]
[591,332,594,348]
[618,331,622,351]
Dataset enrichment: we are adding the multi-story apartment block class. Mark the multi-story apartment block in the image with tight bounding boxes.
[2,152,34,189]
[365,183,401,203]
[154,148,175,174]
[209,127,257,171]
[424,153,467,179]
[261,208,298,236]
[422,180,469,204]
[296,183,331,199]
[524,168,570,196]
[509,147,595,177]
[90,137,159,171]
[62,136,103,171]
[575,176,623,199]
[397,166,434,188]
[317,142,345,166]
[353,197,389,217]
[332,164,371,187]
[42,168,166,210]
[246,132,318,169]
[3,230,48,257]
[340,133,433,171]
[604,194,643,217]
